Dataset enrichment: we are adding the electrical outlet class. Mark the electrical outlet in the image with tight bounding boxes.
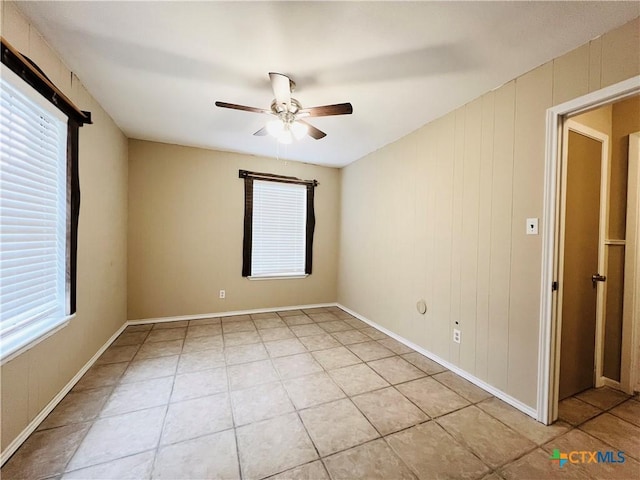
[453,329,461,344]
[219,289,225,299]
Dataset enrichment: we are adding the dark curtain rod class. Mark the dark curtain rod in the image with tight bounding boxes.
[1,36,91,125]
[239,169,318,187]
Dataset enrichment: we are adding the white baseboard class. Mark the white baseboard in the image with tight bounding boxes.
[3,300,541,466]
[128,303,336,325]
[599,376,626,392]
[0,322,128,466]
[1,302,336,465]
[337,304,539,420]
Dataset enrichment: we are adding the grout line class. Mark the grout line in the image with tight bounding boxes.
[269,312,389,471]
[136,335,178,478]
[265,342,324,478]
[8,307,637,479]
[224,335,244,480]
[58,341,145,475]
[263,315,430,477]
[62,448,158,477]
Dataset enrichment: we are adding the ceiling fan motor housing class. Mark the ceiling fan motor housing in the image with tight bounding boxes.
[271,98,302,117]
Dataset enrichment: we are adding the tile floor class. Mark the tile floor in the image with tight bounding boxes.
[2,306,639,479]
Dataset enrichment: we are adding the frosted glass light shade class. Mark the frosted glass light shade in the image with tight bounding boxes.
[291,121,308,140]
[266,119,285,136]
[278,129,293,144]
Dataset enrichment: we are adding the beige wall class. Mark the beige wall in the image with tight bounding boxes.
[611,96,640,239]
[338,17,640,409]
[606,96,640,380]
[127,140,340,320]
[572,105,613,137]
[0,2,128,451]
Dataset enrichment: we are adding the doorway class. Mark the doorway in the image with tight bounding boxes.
[537,75,640,425]
[557,122,609,400]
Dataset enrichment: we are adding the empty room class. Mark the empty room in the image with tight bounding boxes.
[1,1,640,479]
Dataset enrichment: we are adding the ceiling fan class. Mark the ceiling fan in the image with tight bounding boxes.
[215,72,353,144]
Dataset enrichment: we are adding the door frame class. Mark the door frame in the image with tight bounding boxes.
[538,75,640,425]
[557,120,609,396]
[624,132,640,395]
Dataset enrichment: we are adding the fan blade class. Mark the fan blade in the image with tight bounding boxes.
[299,120,326,140]
[253,126,268,136]
[298,103,353,117]
[269,72,292,110]
[215,101,271,115]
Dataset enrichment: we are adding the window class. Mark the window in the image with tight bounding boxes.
[0,69,69,358]
[0,39,89,361]
[240,170,317,278]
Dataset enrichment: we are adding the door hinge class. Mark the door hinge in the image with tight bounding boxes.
[552,281,559,291]
[591,274,606,288]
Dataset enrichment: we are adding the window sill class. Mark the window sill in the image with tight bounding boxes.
[1,314,75,365]
[248,274,309,281]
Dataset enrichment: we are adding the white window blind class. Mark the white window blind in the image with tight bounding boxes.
[0,69,68,360]
[251,180,307,277]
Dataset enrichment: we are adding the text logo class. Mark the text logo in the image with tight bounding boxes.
[550,449,625,468]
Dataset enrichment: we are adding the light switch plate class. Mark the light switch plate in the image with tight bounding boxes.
[526,218,538,235]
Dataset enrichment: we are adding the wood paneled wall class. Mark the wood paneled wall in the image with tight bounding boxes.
[338,17,640,409]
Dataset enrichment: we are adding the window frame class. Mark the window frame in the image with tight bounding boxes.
[239,170,317,279]
[0,38,90,363]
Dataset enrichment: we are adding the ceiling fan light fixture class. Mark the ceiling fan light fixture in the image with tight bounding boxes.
[216,73,351,143]
[291,121,308,140]
[278,129,293,144]
[266,119,285,137]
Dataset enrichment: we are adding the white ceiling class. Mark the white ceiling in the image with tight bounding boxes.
[17,1,639,167]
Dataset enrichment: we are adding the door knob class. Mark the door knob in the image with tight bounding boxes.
[591,274,606,288]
